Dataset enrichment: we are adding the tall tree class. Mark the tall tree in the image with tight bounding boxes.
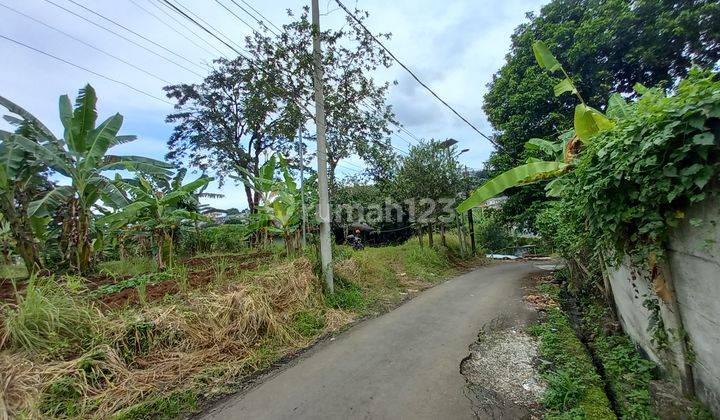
[164,6,398,209]
[394,140,463,244]
[278,6,397,184]
[484,0,720,228]
[164,51,301,215]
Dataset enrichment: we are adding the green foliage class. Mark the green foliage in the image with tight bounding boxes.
[93,272,173,297]
[458,161,567,212]
[483,0,720,227]
[1,277,97,356]
[475,219,512,253]
[581,302,656,419]
[98,257,157,278]
[561,70,720,262]
[12,85,172,273]
[112,389,197,420]
[531,307,615,419]
[39,376,83,418]
[178,224,250,255]
[292,310,326,337]
[325,280,366,311]
[394,139,463,223]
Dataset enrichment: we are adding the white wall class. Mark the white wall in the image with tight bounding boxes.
[606,194,720,416]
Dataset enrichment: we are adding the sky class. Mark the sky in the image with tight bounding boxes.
[1,0,546,210]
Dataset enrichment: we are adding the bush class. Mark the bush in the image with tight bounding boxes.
[1,277,98,357]
[177,225,249,255]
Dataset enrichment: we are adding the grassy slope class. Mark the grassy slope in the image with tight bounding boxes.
[0,237,482,419]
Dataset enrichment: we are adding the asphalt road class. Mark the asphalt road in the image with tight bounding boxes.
[201,261,540,420]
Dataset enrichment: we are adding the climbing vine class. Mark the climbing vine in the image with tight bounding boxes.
[558,70,720,264]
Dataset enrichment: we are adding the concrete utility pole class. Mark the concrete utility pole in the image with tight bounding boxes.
[311,0,334,293]
[298,127,307,247]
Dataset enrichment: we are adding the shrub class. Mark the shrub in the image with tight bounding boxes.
[1,277,98,357]
[177,225,249,255]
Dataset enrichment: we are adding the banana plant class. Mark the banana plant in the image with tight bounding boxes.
[234,154,308,255]
[99,174,212,269]
[457,41,621,212]
[11,85,173,272]
[0,97,57,274]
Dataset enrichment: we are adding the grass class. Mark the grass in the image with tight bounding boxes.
[581,303,656,419]
[0,263,27,280]
[1,276,98,357]
[1,240,482,419]
[97,257,157,278]
[112,389,197,420]
[528,283,615,419]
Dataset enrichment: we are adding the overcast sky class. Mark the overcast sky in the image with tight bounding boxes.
[1,0,546,210]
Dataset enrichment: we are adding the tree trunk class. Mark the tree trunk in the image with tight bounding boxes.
[440,224,446,247]
[427,224,434,247]
[417,227,424,247]
[76,206,92,274]
[1,199,43,275]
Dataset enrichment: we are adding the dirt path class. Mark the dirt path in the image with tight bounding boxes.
[200,261,542,420]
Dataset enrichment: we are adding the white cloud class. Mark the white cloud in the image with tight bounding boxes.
[2,0,546,210]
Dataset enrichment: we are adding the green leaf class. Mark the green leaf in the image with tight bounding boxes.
[59,94,74,147]
[86,113,123,161]
[70,84,98,153]
[553,78,576,97]
[28,185,74,216]
[108,135,137,148]
[13,134,73,176]
[456,161,568,212]
[0,95,58,143]
[532,40,562,73]
[574,104,614,142]
[606,93,630,120]
[179,176,212,194]
[692,132,715,145]
[525,138,562,159]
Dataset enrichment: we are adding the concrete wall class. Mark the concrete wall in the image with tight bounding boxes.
[606,194,720,416]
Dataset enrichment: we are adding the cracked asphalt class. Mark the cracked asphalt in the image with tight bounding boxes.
[200,261,541,420]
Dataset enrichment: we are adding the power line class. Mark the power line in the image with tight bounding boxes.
[0,34,174,105]
[144,0,230,58]
[41,0,205,78]
[160,0,246,56]
[223,1,422,146]
[332,0,500,149]
[0,2,171,84]
[213,0,255,33]
[235,0,282,34]
[63,0,208,72]
[163,0,247,53]
[129,0,220,59]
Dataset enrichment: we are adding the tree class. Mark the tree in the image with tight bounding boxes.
[234,154,313,255]
[164,51,301,215]
[277,6,398,184]
[483,0,720,227]
[394,140,463,245]
[164,6,398,208]
[14,85,172,273]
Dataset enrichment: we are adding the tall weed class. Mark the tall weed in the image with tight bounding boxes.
[1,277,98,357]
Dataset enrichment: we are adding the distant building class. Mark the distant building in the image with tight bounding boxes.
[481,196,508,209]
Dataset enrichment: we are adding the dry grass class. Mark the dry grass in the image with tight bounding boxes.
[1,243,476,418]
[0,258,322,418]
